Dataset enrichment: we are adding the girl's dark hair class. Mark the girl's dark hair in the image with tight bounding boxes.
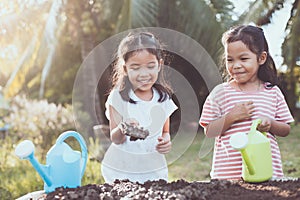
[111,31,172,103]
[221,25,279,86]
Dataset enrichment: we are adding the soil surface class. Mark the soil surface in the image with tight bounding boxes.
[44,178,300,200]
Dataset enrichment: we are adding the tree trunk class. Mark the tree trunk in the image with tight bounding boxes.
[80,34,104,137]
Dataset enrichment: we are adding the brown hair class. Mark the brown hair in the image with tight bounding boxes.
[111,31,172,103]
[222,25,279,86]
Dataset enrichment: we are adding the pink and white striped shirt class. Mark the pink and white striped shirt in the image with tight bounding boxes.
[199,82,294,180]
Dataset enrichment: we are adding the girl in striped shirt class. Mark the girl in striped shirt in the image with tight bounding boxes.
[200,25,294,180]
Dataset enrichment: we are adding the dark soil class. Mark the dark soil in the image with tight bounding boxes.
[45,178,300,200]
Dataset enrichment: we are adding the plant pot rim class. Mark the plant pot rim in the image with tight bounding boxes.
[16,190,45,200]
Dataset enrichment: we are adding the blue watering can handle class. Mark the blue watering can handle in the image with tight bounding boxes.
[56,131,88,179]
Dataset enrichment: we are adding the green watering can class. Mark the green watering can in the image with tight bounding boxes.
[229,119,273,182]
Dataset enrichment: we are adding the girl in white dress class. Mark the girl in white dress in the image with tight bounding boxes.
[101,31,177,183]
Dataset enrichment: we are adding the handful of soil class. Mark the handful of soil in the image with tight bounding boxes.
[119,122,150,141]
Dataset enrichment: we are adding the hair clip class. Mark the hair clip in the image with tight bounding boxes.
[140,32,155,38]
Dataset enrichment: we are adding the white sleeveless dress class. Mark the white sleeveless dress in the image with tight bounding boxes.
[101,88,177,183]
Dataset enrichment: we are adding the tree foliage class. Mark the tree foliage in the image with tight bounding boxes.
[282,0,300,116]
[1,0,299,116]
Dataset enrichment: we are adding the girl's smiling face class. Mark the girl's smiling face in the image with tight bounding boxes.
[225,40,266,84]
[124,50,161,98]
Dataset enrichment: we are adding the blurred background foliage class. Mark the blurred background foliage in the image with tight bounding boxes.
[1,0,299,111]
[1,0,300,198]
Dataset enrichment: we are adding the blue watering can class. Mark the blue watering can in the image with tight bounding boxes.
[15,131,88,193]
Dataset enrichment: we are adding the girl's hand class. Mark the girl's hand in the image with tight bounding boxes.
[156,134,171,154]
[124,118,139,126]
[118,118,139,134]
[257,117,272,133]
[229,101,255,121]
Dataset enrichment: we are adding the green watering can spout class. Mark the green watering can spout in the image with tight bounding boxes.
[240,149,255,175]
[229,131,255,175]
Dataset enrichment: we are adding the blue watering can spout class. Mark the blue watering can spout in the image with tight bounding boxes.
[14,140,52,187]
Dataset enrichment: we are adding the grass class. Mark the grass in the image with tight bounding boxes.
[277,124,300,178]
[168,132,213,182]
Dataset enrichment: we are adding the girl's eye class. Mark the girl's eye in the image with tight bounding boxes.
[148,65,156,69]
[131,66,140,70]
[227,59,233,62]
[241,58,249,61]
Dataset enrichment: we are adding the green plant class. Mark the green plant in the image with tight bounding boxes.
[82,159,104,185]
[0,138,43,199]
[88,137,105,162]
[0,95,77,198]
[4,95,75,155]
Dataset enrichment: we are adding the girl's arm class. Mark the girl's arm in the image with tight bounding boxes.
[205,113,236,138]
[269,120,290,137]
[258,117,290,137]
[205,101,255,138]
[156,118,172,154]
[109,106,126,144]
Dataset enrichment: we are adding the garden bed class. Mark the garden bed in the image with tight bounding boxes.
[44,178,300,200]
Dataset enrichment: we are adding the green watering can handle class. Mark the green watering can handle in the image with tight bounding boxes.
[250,119,267,136]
